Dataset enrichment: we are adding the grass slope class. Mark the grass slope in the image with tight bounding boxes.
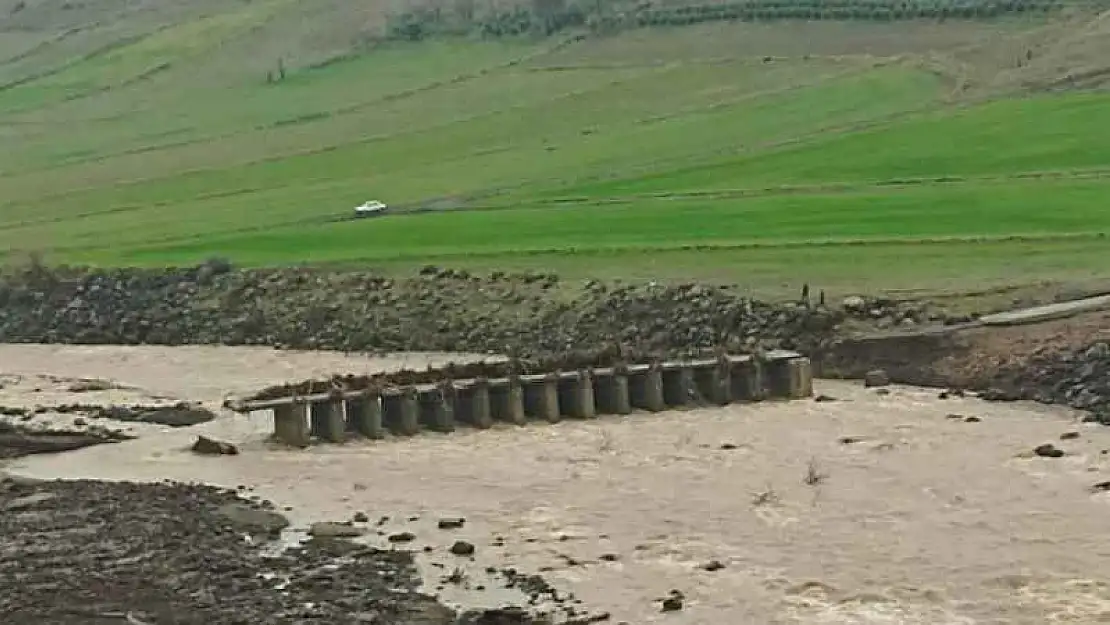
[1,2,1109,300]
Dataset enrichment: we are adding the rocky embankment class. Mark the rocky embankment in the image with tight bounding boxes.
[0,261,853,356]
[982,342,1110,424]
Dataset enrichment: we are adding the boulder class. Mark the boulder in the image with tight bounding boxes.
[863,369,890,388]
[309,521,366,538]
[191,436,239,456]
[215,503,289,535]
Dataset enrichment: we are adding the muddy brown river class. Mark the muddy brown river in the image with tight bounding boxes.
[3,344,1109,624]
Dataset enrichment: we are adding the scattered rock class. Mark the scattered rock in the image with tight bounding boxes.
[1033,444,1065,458]
[67,379,117,393]
[660,590,685,612]
[863,370,890,388]
[1090,481,1110,493]
[191,435,239,456]
[964,416,981,423]
[838,436,865,445]
[388,531,416,543]
[700,560,725,572]
[841,295,866,312]
[438,517,466,530]
[353,511,369,523]
[599,553,620,562]
[215,503,289,536]
[719,443,738,450]
[1060,432,1080,440]
[450,540,476,556]
[308,521,366,538]
[813,394,838,402]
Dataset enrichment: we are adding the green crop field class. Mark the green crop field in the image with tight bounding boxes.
[2,0,1110,300]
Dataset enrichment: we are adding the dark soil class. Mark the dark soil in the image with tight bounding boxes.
[44,402,217,427]
[0,420,131,459]
[0,477,590,624]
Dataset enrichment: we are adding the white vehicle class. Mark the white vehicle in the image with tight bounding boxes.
[354,200,388,218]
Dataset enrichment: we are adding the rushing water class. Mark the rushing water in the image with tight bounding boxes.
[3,344,1110,624]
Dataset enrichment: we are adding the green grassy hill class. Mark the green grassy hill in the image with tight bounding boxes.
[2,0,1110,300]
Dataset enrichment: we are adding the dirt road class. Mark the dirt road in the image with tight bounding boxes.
[4,344,1110,624]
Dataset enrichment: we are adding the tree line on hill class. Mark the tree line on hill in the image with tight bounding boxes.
[384,0,1072,41]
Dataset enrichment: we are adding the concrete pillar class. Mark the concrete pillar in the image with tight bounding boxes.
[489,377,526,425]
[418,384,455,433]
[346,394,384,439]
[692,357,732,406]
[309,401,344,441]
[523,374,561,422]
[729,355,765,401]
[785,357,814,398]
[273,402,309,447]
[593,367,631,415]
[314,399,346,443]
[558,370,596,418]
[662,364,695,407]
[454,379,493,429]
[628,364,665,412]
[382,387,420,436]
[764,352,813,399]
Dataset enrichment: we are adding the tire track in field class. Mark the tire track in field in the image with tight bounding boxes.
[82,230,1110,268]
[498,168,1110,208]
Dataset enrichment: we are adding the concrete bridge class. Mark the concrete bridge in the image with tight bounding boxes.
[225,351,813,446]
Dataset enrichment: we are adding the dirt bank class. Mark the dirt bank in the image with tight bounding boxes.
[821,309,1110,421]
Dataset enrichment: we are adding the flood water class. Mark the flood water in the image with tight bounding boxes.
[3,344,1109,624]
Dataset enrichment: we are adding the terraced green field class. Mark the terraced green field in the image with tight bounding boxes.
[2,2,1109,299]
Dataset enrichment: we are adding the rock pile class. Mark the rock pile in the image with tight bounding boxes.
[840,294,961,329]
[982,342,1110,424]
[0,261,844,358]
